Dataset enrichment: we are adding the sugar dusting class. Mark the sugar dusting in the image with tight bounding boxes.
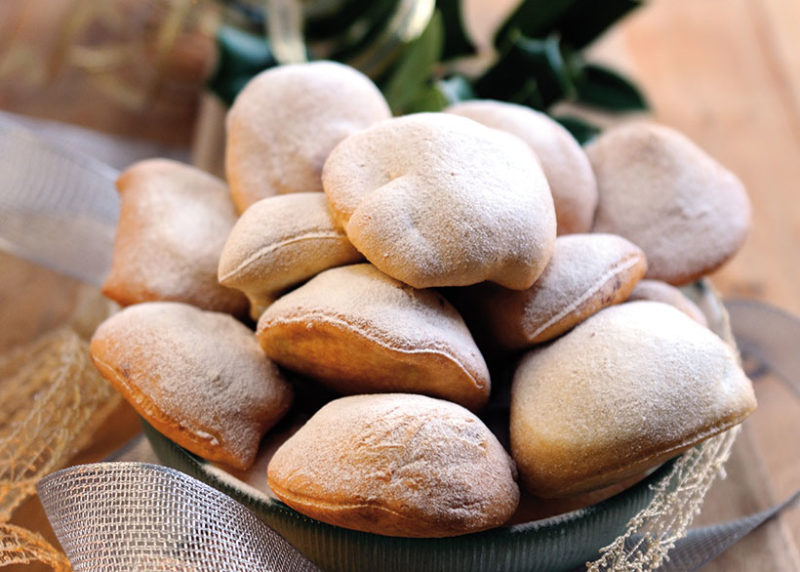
[322,113,557,289]
[267,393,519,537]
[218,192,363,317]
[446,100,597,235]
[588,123,751,285]
[510,301,756,497]
[103,159,247,315]
[456,233,646,349]
[226,61,391,211]
[257,264,490,409]
[90,302,292,469]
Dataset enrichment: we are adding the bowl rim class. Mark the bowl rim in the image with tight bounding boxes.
[144,418,680,571]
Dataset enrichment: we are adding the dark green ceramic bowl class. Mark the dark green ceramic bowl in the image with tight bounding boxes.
[144,282,724,571]
[145,421,676,572]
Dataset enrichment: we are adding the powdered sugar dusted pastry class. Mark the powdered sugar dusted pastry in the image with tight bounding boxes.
[453,233,646,350]
[257,264,490,411]
[90,302,293,471]
[628,279,708,326]
[446,100,597,235]
[218,193,363,319]
[510,301,756,498]
[267,393,519,537]
[102,159,247,316]
[588,122,751,285]
[322,113,557,290]
[226,61,391,212]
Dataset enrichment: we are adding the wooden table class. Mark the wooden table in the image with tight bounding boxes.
[2,0,799,569]
[597,1,800,568]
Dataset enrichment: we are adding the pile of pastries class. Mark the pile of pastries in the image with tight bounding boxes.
[89,61,757,538]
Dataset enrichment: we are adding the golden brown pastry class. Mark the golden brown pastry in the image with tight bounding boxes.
[218,192,364,320]
[451,233,647,350]
[510,301,756,498]
[225,61,391,212]
[587,122,751,285]
[446,99,598,235]
[256,263,490,411]
[322,112,557,290]
[267,393,519,537]
[102,158,248,316]
[90,302,293,470]
[628,279,708,326]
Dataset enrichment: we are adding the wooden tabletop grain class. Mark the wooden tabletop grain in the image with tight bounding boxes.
[601,2,800,568]
[1,0,799,569]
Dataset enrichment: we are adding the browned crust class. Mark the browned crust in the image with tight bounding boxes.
[89,346,252,471]
[258,313,489,411]
[265,394,519,537]
[266,477,503,538]
[518,408,755,499]
[526,252,647,344]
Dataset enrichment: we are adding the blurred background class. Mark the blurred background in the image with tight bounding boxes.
[1,0,797,316]
[1,1,798,570]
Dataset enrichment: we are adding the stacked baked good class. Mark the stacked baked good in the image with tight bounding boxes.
[90,61,756,538]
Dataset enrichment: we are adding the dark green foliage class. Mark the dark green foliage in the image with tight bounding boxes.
[475,34,576,110]
[207,24,277,106]
[209,0,648,134]
[381,10,444,113]
[436,0,475,60]
[495,0,643,50]
[554,115,602,144]
[573,62,648,111]
[553,0,644,49]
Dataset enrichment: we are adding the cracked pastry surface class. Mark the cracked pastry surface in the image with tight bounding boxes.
[267,393,519,537]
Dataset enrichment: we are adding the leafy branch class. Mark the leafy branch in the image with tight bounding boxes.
[208,0,648,142]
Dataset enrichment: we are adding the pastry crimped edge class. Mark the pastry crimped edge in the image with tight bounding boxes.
[510,301,757,498]
[258,310,489,411]
[90,350,251,470]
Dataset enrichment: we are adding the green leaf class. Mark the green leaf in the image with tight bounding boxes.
[493,0,577,49]
[435,75,475,106]
[436,0,477,60]
[557,0,644,49]
[207,24,277,106]
[322,0,399,62]
[381,10,444,114]
[554,114,602,144]
[396,75,475,113]
[574,62,648,111]
[509,78,545,110]
[304,0,375,40]
[405,86,449,113]
[476,34,575,110]
[493,0,643,51]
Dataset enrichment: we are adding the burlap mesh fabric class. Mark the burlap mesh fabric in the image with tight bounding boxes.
[32,431,740,572]
[36,462,320,572]
[28,282,744,571]
[588,427,740,570]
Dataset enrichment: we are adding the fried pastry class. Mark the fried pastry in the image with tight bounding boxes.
[267,393,519,537]
[588,122,751,285]
[102,159,247,316]
[90,302,293,470]
[256,263,490,411]
[628,279,708,326]
[322,113,557,289]
[446,100,597,235]
[226,61,391,212]
[451,233,646,350]
[510,301,756,498]
[218,192,363,319]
